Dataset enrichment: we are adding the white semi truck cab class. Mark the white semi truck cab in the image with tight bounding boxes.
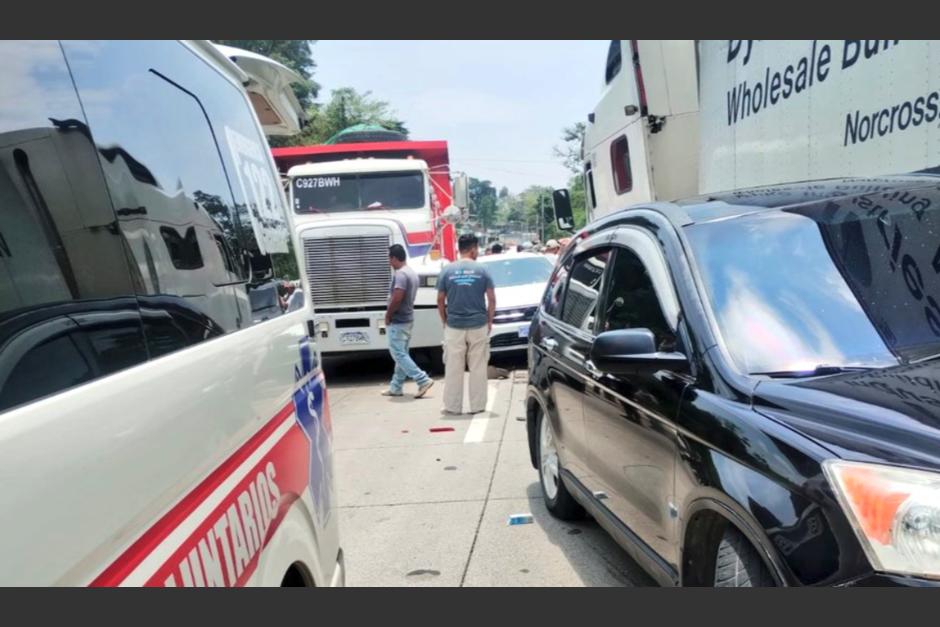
[287,156,463,359]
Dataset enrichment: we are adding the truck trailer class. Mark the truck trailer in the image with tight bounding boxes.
[582,40,940,222]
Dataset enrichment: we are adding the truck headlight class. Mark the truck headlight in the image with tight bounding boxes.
[419,275,438,288]
[824,460,940,578]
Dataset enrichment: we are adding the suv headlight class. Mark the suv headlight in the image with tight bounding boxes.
[824,460,940,578]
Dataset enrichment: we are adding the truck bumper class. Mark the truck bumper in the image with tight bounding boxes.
[314,308,443,353]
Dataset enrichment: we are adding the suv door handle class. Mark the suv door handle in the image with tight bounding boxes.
[540,337,558,352]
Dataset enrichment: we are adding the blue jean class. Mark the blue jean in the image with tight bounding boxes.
[388,323,431,393]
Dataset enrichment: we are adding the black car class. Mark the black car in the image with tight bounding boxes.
[526,175,940,587]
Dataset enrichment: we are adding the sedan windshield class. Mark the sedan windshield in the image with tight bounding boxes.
[481,256,554,288]
[686,192,940,375]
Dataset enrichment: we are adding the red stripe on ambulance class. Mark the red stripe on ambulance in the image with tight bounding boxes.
[90,402,309,587]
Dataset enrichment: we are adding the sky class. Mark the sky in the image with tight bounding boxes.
[311,40,610,194]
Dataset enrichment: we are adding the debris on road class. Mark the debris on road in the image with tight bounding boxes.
[429,427,455,433]
[508,513,534,526]
[488,365,510,379]
[406,568,441,579]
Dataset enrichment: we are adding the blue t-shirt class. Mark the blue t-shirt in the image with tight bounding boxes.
[438,260,494,329]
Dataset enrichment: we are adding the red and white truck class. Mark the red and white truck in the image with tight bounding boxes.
[272,140,467,362]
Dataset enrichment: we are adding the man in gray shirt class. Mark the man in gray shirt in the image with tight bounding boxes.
[437,233,496,414]
[383,244,433,399]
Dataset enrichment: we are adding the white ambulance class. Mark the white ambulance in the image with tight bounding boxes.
[0,40,342,586]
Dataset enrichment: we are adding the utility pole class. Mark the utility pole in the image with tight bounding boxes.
[539,193,550,244]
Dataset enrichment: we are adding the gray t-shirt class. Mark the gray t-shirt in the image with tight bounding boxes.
[389,265,418,324]
[438,260,494,329]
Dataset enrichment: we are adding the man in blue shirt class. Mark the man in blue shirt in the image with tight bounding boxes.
[436,233,496,414]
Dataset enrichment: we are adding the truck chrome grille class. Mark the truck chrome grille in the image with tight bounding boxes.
[303,234,392,306]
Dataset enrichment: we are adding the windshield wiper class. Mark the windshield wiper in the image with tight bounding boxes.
[751,365,879,378]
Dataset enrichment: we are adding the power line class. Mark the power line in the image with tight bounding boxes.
[457,157,562,164]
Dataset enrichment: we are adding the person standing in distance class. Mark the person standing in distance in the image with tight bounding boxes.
[437,233,496,414]
[383,244,434,399]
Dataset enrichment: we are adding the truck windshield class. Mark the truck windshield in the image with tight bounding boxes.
[686,196,940,375]
[292,171,425,213]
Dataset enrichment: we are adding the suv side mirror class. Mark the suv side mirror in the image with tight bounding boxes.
[553,188,575,232]
[590,329,688,375]
[452,174,469,209]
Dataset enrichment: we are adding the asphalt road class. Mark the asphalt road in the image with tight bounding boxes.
[324,351,654,587]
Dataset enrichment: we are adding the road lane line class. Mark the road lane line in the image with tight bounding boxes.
[485,382,497,413]
[463,383,498,443]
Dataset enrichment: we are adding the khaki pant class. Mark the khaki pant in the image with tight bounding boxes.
[443,325,489,414]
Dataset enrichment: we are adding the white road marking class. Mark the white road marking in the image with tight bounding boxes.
[485,383,497,413]
[463,383,497,444]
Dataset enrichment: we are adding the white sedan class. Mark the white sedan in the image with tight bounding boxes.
[478,253,555,353]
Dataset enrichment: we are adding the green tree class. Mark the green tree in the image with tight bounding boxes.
[551,122,589,234]
[468,177,498,236]
[213,41,408,149]
[298,87,408,145]
[552,122,586,175]
[212,40,319,109]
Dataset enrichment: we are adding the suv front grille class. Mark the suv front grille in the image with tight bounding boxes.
[304,234,391,306]
[491,333,528,348]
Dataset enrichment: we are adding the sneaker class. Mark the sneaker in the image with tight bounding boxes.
[441,408,463,416]
[415,380,434,399]
[381,390,403,397]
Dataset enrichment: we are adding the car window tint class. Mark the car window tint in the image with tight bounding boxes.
[62,40,299,360]
[561,249,609,334]
[0,41,148,414]
[603,247,675,350]
[542,258,570,318]
[0,334,93,412]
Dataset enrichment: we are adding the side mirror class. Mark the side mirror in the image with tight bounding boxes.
[452,174,469,209]
[440,204,462,223]
[589,329,688,375]
[552,188,575,232]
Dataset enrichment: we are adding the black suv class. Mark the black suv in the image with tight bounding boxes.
[526,176,940,587]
